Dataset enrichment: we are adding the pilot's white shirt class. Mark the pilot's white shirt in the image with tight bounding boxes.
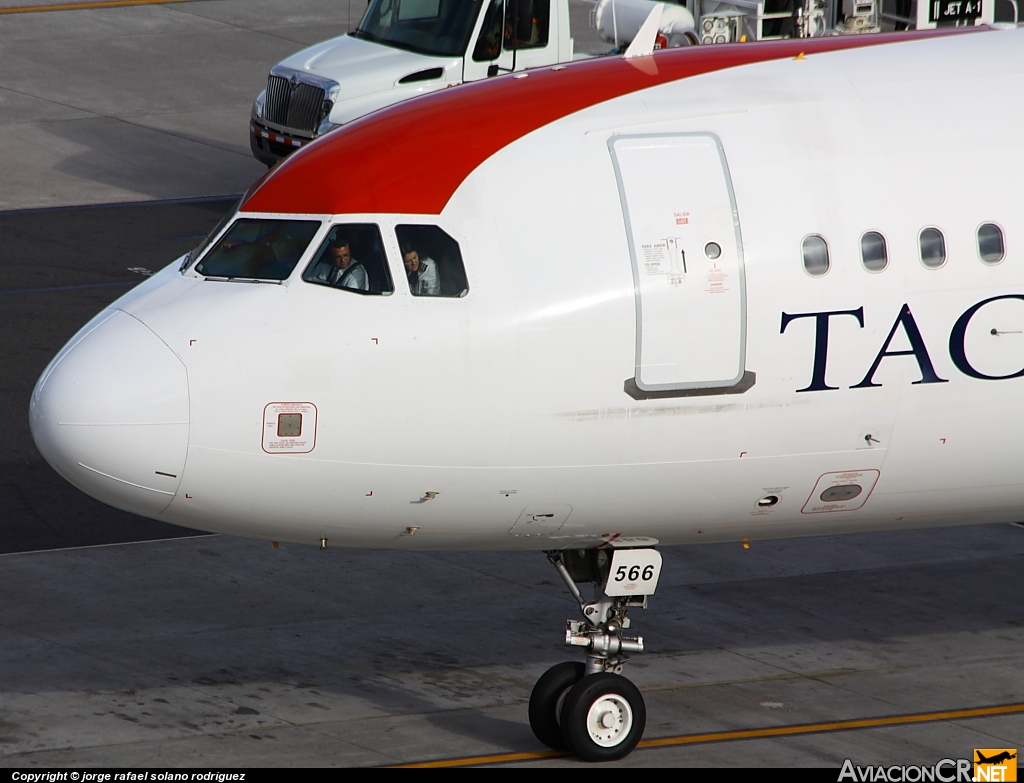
[332,262,369,291]
[410,256,440,296]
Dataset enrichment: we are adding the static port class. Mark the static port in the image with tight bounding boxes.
[757,495,779,507]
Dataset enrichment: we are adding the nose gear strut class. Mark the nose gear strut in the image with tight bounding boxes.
[547,550,645,675]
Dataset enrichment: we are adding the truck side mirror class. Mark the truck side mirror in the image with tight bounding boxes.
[487,64,499,78]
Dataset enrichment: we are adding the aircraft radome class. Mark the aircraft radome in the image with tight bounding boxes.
[29,26,1024,761]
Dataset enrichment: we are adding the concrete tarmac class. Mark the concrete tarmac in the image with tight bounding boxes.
[2,0,1024,770]
[4,517,1024,767]
[0,1,354,210]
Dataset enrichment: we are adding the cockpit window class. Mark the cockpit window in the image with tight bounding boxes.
[303,224,394,295]
[396,225,469,297]
[194,218,321,281]
[354,0,483,58]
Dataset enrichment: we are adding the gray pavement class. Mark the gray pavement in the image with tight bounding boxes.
[2,0,1024,770]
[0,1,355,209]
[3,527,1024,766]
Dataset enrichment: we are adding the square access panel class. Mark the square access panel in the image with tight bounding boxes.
[263,402,317,454]
[277,413,302,437]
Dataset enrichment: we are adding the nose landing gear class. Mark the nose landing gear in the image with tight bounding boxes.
[530,546,662,762]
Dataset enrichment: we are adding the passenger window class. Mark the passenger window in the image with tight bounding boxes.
[919,228,946,269]
[195,218,320,281]
[302,224,393,295]
[473,0,503,61]
[801,235,829,277]
[505,0,550,50]
[860,231,888,272]
[396,225,469,297]
[978,223,1005,265]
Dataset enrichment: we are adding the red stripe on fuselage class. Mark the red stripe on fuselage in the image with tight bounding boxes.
[241,29,974,217]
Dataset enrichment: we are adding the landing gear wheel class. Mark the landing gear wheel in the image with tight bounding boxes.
[528,661,585,750]
[559,673,646,762]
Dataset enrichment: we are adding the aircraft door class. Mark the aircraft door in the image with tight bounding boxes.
[610,133,749,396]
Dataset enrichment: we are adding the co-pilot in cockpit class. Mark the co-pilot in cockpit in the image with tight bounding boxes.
[401,244,441,296]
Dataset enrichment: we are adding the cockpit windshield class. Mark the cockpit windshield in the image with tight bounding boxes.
[194,218,321,281]
[353,0,483,58]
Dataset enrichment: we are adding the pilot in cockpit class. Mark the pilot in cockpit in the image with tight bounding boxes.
[402,243,440,296]
[309,236,369,291]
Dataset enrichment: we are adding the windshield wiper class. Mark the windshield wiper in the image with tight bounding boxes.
[202,276,284,285]
[351,28,381,43]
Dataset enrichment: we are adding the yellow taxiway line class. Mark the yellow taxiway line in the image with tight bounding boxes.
[0,0,192,15]
[389,701,1024,768]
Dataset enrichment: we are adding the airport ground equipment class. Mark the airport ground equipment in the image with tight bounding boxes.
[681,0,1001,44]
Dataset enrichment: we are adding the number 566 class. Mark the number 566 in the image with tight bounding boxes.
[614,564,655,582]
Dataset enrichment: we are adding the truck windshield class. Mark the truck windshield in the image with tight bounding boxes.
[353,0,483,57]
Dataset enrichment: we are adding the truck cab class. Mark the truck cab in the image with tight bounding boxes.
[250,0,575,166]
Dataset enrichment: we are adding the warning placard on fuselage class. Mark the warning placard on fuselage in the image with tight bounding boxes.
[262,402,317,454]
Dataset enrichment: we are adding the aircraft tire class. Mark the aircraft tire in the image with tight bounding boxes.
[559,673,646,762]
[528,661,585,750]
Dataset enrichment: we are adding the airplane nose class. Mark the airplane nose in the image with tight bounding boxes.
[30,310,189,519]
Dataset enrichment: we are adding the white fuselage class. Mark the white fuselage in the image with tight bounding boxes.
[31,29,1024,551]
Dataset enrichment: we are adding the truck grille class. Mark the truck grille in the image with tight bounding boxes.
[265,75,326,134]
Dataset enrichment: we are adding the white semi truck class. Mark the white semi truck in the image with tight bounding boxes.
[249,0,697,166]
